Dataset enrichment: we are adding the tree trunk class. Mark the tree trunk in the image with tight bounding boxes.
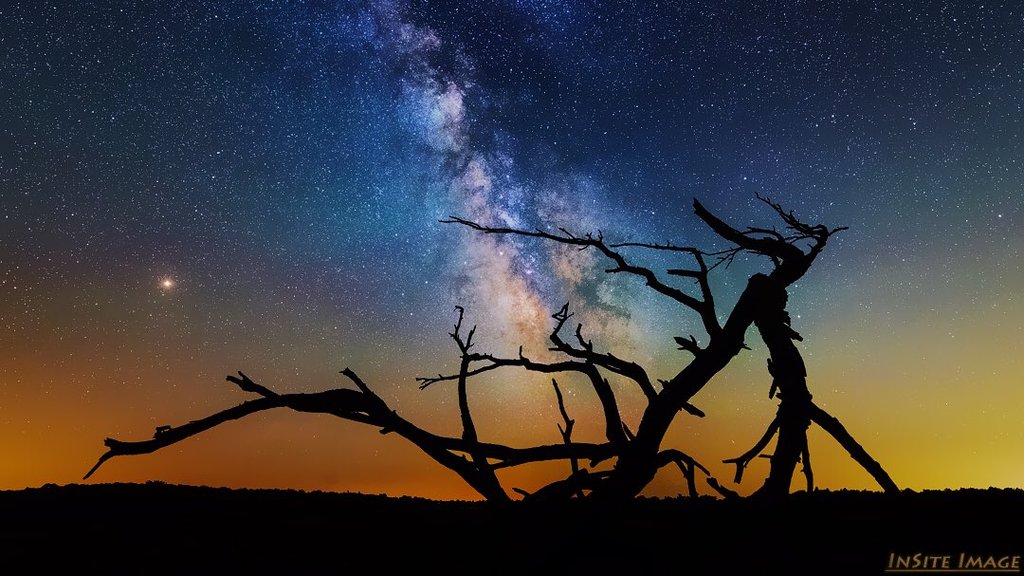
[751,276,812,497]
[594,273,781,500]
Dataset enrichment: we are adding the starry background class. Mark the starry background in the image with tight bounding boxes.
[2,0,1022,498]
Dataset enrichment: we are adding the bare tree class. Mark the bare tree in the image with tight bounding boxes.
[86,197,896,500]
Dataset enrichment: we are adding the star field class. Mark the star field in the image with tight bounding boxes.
[2,1,1022,497]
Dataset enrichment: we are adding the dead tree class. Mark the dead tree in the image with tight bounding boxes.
[85,197,896,500]
[708,198,897,497]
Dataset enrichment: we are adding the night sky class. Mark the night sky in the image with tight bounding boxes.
[3,1,1022,498]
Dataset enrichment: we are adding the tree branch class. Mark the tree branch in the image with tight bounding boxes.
[226,370,278,397]
[416,308,628,445]
[549,304,658,403]
[522,470,614,503]
[693,199,805,262]
[705,477,741,499]
[723,416,781,484]
[85,389,374,480]
[441,217,720,337]
[809,403,898,493]
[85,370,622,502]
[673,335,703,356]
[552,379,575,449]
[800,435,814,492]
[551,379,582,497]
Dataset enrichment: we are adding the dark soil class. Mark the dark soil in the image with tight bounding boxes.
[1,483,1020,575]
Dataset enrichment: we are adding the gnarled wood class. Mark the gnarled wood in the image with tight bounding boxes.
[87,196,895,503]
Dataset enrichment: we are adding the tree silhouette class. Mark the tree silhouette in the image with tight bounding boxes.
[85,197,896,500]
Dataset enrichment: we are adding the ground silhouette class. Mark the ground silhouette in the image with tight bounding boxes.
[3,483,1020,575]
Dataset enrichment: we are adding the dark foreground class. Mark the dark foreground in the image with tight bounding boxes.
[1,483,1020,575]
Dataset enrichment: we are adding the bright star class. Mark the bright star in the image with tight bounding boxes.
[160,277,175,290]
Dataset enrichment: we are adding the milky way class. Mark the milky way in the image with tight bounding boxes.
[2,1,1022,497]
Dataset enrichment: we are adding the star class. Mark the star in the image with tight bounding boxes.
[159,277,175,291]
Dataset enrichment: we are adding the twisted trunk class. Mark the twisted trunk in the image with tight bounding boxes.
[594,273,787,499]
[751,278,812,497]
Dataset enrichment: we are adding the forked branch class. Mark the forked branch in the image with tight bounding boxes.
[85,369,623,502]
[549,304,658,402]
[441,217,721,337]
[723,417,780,484]
[417,306,628,445]
[552,379,582,496]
